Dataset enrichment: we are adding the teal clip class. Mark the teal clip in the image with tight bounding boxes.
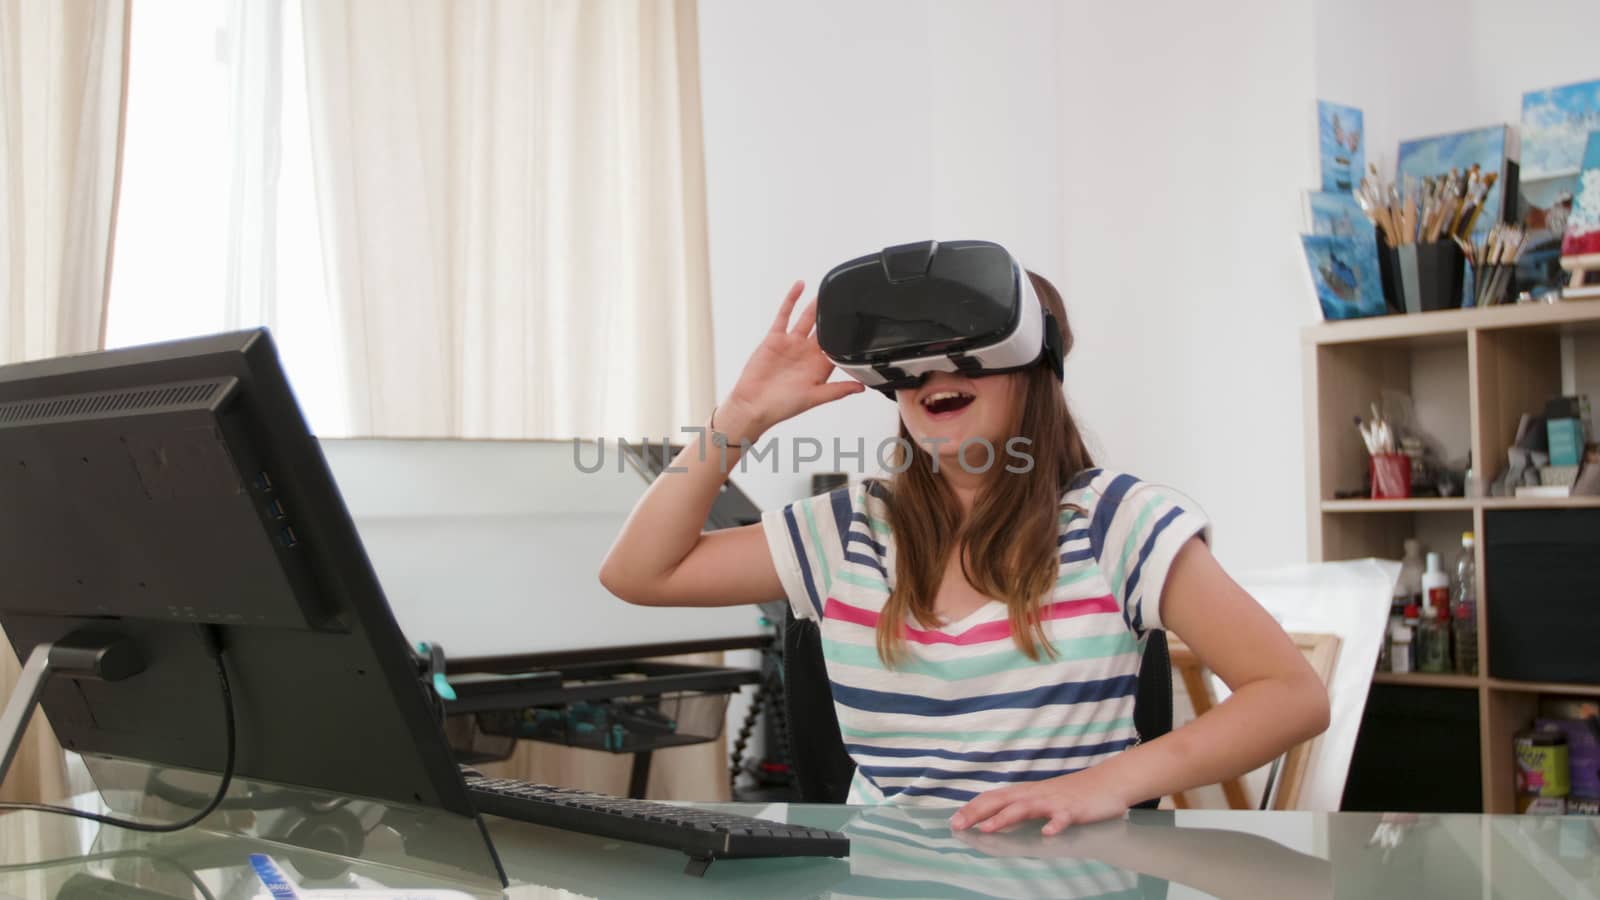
[432,672,457,701]
[416,642,457,701]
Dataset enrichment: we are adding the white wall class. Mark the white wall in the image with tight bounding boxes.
[697,0,1065,509]
[1051,0,1319,571]
[700,0,1321,572]
[1315,0,1599,170]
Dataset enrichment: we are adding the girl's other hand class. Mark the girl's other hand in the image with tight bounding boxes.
[717,281,864,443]
[948,767,1132,835]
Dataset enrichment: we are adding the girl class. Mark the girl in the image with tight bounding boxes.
[599,272,1329,834]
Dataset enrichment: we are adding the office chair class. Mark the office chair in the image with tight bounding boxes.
[782,606,1173,809]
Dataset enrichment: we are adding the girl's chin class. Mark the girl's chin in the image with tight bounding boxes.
[905,430,1008,458]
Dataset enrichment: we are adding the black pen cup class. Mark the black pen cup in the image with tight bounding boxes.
[1387,241,1467,313]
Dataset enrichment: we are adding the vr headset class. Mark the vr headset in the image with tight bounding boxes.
[816,240,1063,397]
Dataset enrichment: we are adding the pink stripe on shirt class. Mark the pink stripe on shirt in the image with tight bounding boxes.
[822,595,1119,645]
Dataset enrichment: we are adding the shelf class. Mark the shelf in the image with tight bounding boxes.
[1321,498,1474,512]
[1308,289,1600,815]
[1486,678,1600,697]
[1303,299,1600,346]
[1479,496,1600,510]
[1321,497,1600,512]
[1373,672,1482,690]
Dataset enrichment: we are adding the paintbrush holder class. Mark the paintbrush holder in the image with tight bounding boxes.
[1371,453,1412,499]
[1377,241,1405,314]
[1387,242,1467,313]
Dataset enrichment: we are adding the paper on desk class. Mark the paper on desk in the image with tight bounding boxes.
[1225,558,1398,810]
[249,853,477,900]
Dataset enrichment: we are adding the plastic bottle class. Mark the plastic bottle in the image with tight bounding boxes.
[1402,602,1421,673]
[1389,622,1413,674]
[1396,539,1425,609]
[1418,553,1451,673]
[1452,532,1479,675]
[1380,541,1424,674]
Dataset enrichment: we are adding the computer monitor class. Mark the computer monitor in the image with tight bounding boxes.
[0,330,505,887]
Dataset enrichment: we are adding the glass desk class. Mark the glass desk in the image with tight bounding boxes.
[3,800,1598,899]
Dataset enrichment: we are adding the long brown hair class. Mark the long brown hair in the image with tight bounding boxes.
[873,271,1095,667]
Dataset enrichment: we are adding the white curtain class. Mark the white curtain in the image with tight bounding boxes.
[301,0,715,440]
[0,0,128,804]
[221,0,284,332]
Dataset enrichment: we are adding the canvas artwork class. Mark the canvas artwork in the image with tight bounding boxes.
[1397,125,1512,240]
[1518,80,1600,292]
[1523,79,1600,181]
[1302,234,1385,320]
[1307,191,1373,239]
[1318,101,1365,193]
[1560,131,1600,259]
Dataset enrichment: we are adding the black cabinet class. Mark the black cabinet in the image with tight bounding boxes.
[1485,509,1600,685]
[1342,684,1482,812]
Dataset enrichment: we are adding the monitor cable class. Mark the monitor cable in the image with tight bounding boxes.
[0,627,237,834]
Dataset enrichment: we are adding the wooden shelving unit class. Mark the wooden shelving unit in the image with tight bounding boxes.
[1304,300,1600,814]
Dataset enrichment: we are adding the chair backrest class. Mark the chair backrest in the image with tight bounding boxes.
[783,607,1174,807]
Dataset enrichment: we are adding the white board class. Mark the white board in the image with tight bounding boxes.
[318,438,768,659]
[1228,558,1398,811]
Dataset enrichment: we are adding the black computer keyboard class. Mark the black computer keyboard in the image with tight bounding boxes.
[463,775,850,875]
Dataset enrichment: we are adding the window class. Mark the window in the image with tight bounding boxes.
[107,0,347,435]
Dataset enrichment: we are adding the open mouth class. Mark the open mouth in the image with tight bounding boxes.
[921,390,975,415]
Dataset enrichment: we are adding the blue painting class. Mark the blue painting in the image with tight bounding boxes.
[1318,101,1365,192]
[1302,234,1385,320]
[1307,191,1374,239]
[1523,79,1600,180]
[1396,125,1510,240]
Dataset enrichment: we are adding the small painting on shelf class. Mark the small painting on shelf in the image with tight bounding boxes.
[1302,234,1386,320]
[1519,79,1600,295]
[1397,124,1515,240]
[1318,101,1365,193]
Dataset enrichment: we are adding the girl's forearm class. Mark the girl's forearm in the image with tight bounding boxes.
[597,410,763,602]
[1095,672,1330,806]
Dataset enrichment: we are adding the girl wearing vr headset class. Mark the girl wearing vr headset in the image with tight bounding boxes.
[602,241,1328,833]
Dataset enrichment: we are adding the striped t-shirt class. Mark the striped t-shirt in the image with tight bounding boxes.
[836,805,1142,899]
[761,468,1210,806]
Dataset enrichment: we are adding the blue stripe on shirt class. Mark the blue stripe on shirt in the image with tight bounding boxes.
[1123,505,1185,633]
[1058,526,1090,547]
[829,488,854,548]
[862,764,1089,784]
[1060,546,1094,565]
[1088,473,1139,564]
[783,506,823,618]
[838,876,1143,900]
[881,784,979,802]
[846,519,888,557]
[844,736,1135,764]
[1068,467,1103,493]
[828,675,1138,717]
[844,550,888,578]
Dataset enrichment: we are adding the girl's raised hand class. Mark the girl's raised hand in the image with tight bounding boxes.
[716,280,865,442]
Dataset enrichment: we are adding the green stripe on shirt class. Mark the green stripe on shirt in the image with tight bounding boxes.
[838,716,1135,743]
[1110,492,1165,599]
[822,634,1137,680]
[801,497,834,593]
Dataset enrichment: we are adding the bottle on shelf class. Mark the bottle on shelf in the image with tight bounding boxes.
[1452,531,1479,675]
[1381,539,1425,674]
[1402,601,1422,673]
[1418,552,1451,673]
[1389,621,1413,674]
[1397,539,1425,608]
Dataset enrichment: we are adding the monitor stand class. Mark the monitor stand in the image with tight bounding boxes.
[0,630,143,787]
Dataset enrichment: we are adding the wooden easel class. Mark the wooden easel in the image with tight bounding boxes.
[1562,253,1600,299]
[1168,632,1341,810]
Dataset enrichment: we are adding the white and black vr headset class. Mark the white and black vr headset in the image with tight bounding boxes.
[817,240,1063,398]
